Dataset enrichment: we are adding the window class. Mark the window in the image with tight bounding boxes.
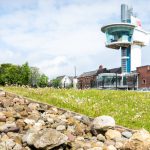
[142,79,146,84]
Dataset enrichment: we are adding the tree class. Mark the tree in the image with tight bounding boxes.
[51,78,61,88]
[38,74,48,87]
[0,64,21,85]
[20,62,30,85]
[0,62,49,87]
[6,65,21,85]
[29,67,40,87]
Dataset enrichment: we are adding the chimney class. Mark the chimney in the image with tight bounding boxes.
[99,65,103,70]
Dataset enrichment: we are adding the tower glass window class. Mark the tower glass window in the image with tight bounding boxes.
[105,26,133,45]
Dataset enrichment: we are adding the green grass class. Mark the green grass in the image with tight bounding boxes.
[1,86,150,131]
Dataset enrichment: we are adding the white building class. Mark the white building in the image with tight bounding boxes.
[57,75,73,88]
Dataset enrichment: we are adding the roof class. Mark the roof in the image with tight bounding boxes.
[68,76,74,81]
[97,68,109,74]
[56,75,74,81]
[56,76,65,80]
[108,67,121,73]
[101,23,135,33]
[78,70,98,78]
[137,65,150,69]
[78,67,122,78]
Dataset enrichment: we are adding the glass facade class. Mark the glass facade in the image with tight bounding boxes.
[96,73,137,89]
[96,73,122,88]
[106,26,133,45]
[121,46,131,73]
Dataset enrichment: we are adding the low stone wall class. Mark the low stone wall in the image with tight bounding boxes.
[0,90,150,150]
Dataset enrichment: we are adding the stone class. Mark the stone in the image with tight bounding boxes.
[24,146,31,150]
[67,117,77,125]
[13,143,23,150]
[28,103,39,110]
[106,145,117,150]
[0,113,6,122]
[47,117,54,123]
[4,111,14,118]
[24,118,35,125]
[16,119,26,130]
[3,126,20,133]
[92,116,115,130]
[51,107,58,114]
[105,140,115,146]
[82,142,92,149]
[13,97,25,105]
[87,147,103,150]
[0,91,5,97]
[81,115,91,125]
[20,111,28,117]
[67,125,75,133]
[115,142,123,149]
[92,141,104,148]
[66,132,76,142]
[32,120,45,131]
[105,129,121,140]
[56,125,66,131]
[7,132,22,144]
[0,122,17,132]
[28,110,40,121]
[74,115,82,121]
[122,131,133,139]
[7,116,15,122]
[22,128,68,149]
[5,139,16,149]
[1,99,12,107]
[1,133,9,141]
[22,129,39,145]
[97,134,106,142]
[14,104,25,112]
[58,114,67,120]
[122,129,150,150]
[0,142,7,150]
[75,122,85,135]
[76,136,85,141]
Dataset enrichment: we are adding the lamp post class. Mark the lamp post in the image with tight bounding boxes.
[116,73,118,90]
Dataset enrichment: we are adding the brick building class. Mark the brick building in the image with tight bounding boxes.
[78,65,121,89]
[77,70,97,89]
[78,65,150,90]
[137,65,150,88]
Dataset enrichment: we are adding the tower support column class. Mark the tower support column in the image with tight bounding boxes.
[121,46,131,73]
[131,45,141,71]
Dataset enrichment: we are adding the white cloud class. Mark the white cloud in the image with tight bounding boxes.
[0,48,21,64]
[0,0,150,78]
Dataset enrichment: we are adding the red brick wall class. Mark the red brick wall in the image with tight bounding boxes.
[137,66,150,88]
[78,76,96,89]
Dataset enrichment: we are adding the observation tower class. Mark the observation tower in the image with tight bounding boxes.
[101,4,150,74]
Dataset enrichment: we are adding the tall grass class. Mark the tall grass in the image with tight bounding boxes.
[2,86,150,131]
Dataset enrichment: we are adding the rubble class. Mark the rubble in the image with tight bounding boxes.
[0,90,150,150]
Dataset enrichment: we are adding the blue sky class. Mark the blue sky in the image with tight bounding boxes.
[0,0,150,78]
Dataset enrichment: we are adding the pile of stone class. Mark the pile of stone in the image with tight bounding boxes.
[0,90,150,150]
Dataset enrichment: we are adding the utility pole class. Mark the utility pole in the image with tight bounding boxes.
[74,66,76,77]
